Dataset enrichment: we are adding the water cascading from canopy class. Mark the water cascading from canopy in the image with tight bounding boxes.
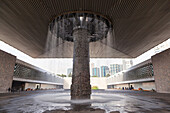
[46,11,112,99]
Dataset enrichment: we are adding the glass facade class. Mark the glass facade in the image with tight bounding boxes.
[92,67,100,77]
[101,66,109,77]
[110,64,123,75]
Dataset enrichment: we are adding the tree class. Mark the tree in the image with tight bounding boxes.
[61,74,66,77]
[106,74,111,77]
[68,73,72,77]
[57,74,66,77]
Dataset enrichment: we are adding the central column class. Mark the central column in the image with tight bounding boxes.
[71,28,91,100]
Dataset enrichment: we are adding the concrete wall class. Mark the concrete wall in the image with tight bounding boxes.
[0,50,16,93]
[25,83,37,90]
[152,48,170,93]
[25,83,58,90]
[64,77,72,89]
[63,77,107,89]
[41,84,57,89]
[113,82,156,90]
[114,84,129,89]
[91,77,107,89]
[133,82,156,90]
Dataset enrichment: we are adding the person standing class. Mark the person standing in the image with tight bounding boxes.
[8,87,11,92]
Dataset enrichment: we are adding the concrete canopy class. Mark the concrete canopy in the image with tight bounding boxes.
[0,0,169,58]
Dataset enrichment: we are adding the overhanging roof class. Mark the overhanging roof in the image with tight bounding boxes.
[0,0,169,58]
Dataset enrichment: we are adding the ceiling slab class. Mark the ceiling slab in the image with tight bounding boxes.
[0,0,169,58]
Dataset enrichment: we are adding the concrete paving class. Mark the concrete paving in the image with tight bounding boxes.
[0,90,170,113]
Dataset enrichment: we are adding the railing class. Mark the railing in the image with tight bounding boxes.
[107,60,154,84]
[13,63,63,84]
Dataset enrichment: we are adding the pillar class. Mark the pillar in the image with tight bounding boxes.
[0,50,16,93]
[151,48,170,93]
[71,28,91,99]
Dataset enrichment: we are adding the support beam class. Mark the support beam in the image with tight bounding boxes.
[71,28,91,99]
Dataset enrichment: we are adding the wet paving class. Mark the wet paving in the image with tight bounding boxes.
[0,90,170,113]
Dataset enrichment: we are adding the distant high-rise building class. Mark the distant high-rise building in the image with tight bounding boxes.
[92,67,100,77]
[110,64,123,75]
[122,60,133,70]
[67,68,73,77]
[100,66,109,77]
[90,63,95,76]
[106,70,110,75]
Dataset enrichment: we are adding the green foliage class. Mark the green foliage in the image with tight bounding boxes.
[106,74,111,77]
[57,74,66,77]
[92,86,98,90]
[68,73,72,77]
[92,75,98,77]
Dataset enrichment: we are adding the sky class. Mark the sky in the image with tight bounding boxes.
[0,39,169,75]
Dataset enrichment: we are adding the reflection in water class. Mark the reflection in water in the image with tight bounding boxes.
[0,90,170,113]
[71,104,91,111]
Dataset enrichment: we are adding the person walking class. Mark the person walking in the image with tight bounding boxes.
[8,87,11,92]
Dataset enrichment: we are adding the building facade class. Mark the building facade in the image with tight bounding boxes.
[101,66,109,77]
[90,63,95,76]
[92,67,100,77]
[110,64,123,75]
[122,60,133,70]
[0,50,16,93]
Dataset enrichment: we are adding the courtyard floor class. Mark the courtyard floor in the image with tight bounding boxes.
[0,89,170,113]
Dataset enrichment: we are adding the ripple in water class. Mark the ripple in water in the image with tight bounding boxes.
[0,91,170,113]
